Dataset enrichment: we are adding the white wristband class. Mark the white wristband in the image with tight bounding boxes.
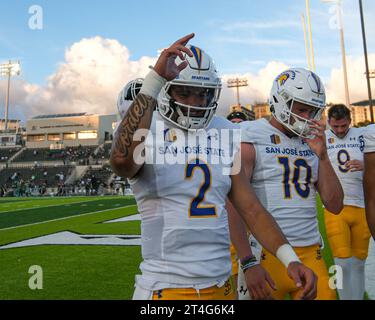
[276,244,301,268]
[139,68,167,100]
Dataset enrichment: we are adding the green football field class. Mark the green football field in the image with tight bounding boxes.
[0,196,141,300]
[0,195,363,300]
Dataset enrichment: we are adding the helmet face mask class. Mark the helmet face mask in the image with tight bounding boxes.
[158,45,221,130]
[270,68,326,138]
[283,97,324,138]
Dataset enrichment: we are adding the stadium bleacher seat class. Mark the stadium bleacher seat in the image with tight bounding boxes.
[0,147,22,162]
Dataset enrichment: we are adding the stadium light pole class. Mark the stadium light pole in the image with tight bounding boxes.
[358,0,374,123]
[321,0,350,109]
[301,13,312,71]
[305,0,316,72]
[227,78,248,108]
[0,60,21,131]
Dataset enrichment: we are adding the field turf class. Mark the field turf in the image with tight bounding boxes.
[0,195,365,300]
[0,196,141,299]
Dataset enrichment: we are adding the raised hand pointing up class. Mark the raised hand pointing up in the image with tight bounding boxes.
[153,33,194,81]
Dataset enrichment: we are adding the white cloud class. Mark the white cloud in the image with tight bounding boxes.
[217,61,289,116]
[0,37,290,121]
[2,35,373,123]
[0,36,156,121]
[325,54,375,104]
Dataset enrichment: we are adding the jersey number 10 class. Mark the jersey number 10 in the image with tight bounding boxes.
[278,157,312,199]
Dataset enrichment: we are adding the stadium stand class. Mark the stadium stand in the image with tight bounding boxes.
[0,165,73,189]
[0,147,22,162]
[109,174,132,196]
[80,165,113,186]
[0,166,73,197]
[68,165,112,196]
[13,146,97,164]
[92,142,112,161]
[0,113,120,197]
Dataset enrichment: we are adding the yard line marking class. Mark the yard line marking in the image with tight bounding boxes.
[0,198,105,214]
[0,204,138,231]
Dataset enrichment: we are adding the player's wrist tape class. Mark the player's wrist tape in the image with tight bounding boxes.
[140,68,167,100]
[240,255,259,272]
[276,244,301,268]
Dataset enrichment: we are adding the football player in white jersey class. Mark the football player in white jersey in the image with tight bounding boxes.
[324,104,370,300]
[110,34,317,300]
[364,123,375,299]
[364,123,375,239]
[231,68,344,300]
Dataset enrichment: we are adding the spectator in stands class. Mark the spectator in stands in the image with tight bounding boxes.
[85,180,90,196]
[11,172,18,181]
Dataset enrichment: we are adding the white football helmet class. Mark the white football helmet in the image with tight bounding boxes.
[269,68,326,138]
[158,45,222,130]
[117,78,144,119]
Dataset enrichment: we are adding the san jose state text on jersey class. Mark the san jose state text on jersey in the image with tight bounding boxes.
[159,145,225,156]
[327,142,363,151]
[265,146,315,157]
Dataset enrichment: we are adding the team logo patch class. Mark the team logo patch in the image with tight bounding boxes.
[277,70,296,87]
[164,128,177,142]
[270,134,281,144]
[207,133,219,141]
[328,137,335,144]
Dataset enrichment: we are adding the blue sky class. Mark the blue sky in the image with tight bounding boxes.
[0,0,375,121]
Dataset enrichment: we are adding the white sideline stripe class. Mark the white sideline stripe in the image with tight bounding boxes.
[0,204,138,231]
[0,198,108,214]
[104,214,141,223]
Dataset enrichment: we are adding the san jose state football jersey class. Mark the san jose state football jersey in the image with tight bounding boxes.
[364,124,375,153]
[325,128,365,208]
[241,118,320,247]
[130,111,240,289]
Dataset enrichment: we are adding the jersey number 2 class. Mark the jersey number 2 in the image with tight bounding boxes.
[185,160,217,218]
